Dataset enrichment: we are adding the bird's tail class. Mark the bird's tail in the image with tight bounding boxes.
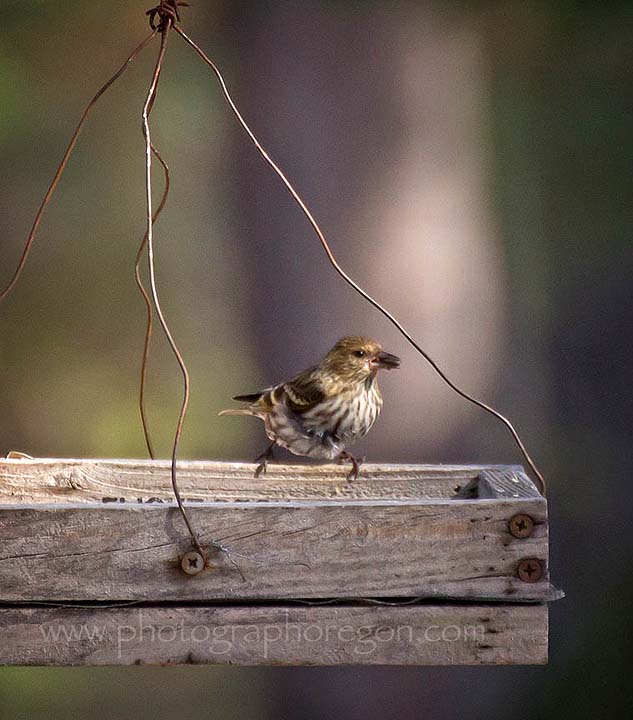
[218,391,266,417]
[218,408,254,417]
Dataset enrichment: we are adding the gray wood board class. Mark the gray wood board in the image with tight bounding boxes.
[0,458,538,502]
[0,459,553,602]
[0,603,548,666]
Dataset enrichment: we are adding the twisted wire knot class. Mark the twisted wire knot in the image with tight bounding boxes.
[146,0,190,32]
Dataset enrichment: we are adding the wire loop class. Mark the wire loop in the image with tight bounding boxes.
[146,1,189,32]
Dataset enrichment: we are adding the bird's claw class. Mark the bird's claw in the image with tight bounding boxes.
[253,442,276,478]
[338,452,364,482]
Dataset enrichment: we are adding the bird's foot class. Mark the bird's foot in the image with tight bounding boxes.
[253,442,276,478]
[338,452,364,482]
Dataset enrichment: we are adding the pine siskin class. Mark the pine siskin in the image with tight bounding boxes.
[219,336,400,480]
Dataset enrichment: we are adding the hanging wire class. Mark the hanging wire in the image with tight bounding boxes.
[0,31,157,303]
[134,144,170,460]
[174,26,546,496]
[141,22,246,577]
[0,4,245,577]
[141,27,202,552]
[0,28,164,468]
[0,25,165,468]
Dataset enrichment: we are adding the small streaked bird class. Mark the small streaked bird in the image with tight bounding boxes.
[219,337,400,480]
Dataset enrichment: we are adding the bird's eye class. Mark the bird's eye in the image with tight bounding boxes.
[353,350,366,358]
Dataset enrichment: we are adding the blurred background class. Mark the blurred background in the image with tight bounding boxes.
[0,0,631,717]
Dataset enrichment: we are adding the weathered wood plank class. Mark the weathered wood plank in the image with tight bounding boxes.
[0,459,557,602]
[0,458,529,503]
[0,502,552,602]
[0,604,548,666]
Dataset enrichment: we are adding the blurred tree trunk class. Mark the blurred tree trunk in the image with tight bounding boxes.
[223,2,505,464]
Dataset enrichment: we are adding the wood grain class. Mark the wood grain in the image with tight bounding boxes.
[0,458,533,503]
[0,459,556,603]
[0,603,548,666]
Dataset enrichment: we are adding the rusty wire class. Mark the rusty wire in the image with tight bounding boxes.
[0,5,245,576]
[146,0,189,31]
[0,31,157,304]
[133,143,169,461]
[141,21,245,576]
[141,27,201,552]
[175,26,546,496]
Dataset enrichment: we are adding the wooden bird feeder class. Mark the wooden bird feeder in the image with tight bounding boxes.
[0,2,563,668]
[0,457,562,666]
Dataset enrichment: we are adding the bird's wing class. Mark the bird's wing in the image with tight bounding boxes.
[226,388,275,414]
[232,391,268,403]
[226,368,326,416]
[282,367,326,415]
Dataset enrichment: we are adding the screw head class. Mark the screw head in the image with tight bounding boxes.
[517,558,543,583]
[180,551,205,576]
[509,513,534,539]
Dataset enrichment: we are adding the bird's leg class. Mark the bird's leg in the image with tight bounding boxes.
[338,451,364,482]
[253,441,276,478]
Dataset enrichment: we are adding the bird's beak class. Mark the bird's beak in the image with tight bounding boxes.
[371,351,400,370]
